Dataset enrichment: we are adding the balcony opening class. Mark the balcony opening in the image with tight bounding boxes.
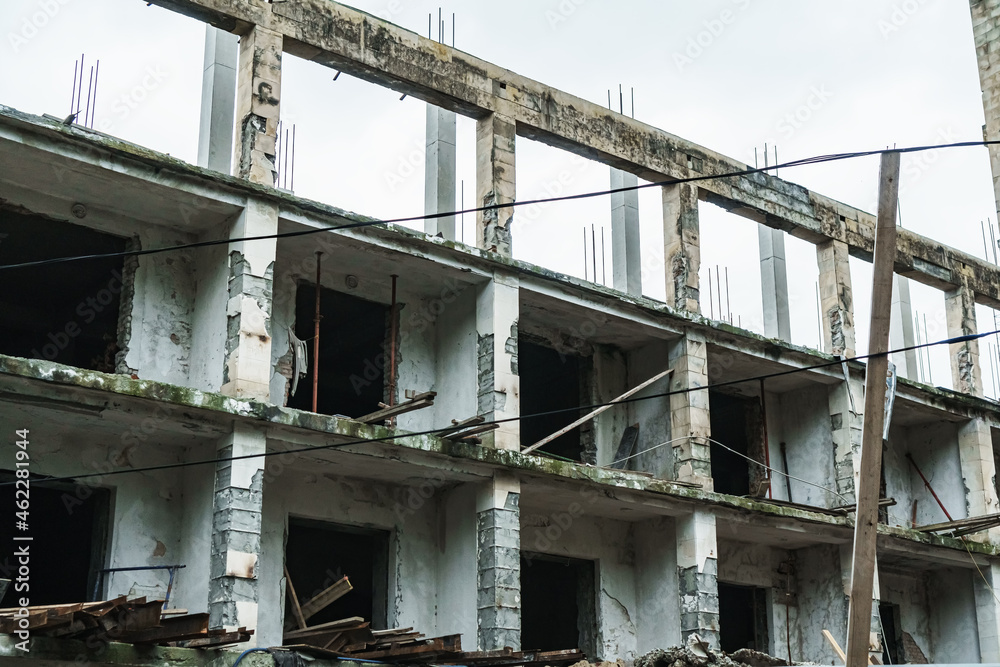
[0,209,126,373]
[284,518,389,630]
[288,284,388,418]
[718,581,769,652]
[709,391,767,497]
[518,338,584,461]
[0,472,110,605]
[520,553,595,653]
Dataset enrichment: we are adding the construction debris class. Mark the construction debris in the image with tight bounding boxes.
[0,597,252,648]
[635,643,790,667]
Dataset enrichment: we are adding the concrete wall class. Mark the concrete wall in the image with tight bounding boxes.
[633,517,681,654]
[880,569,932,660]
[765,385,839,508]
[625,342,672,477]
[884,421,965,527]
[124,227,199,385]
[793,543,848,664]
[928,567,981,663]
[520,505,640,660]
[258,464,474,646]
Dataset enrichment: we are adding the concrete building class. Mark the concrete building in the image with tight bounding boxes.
[4,1,1000,664]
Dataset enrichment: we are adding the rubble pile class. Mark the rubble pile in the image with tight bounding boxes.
[635,644,789,667]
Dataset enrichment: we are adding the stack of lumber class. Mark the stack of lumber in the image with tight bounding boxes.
[0,596,252,648]
[917,512,1000,537]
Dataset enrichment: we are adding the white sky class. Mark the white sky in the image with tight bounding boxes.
[3,0,999,394]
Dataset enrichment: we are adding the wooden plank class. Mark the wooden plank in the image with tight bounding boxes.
[346,633,462,660]
[283,616,366,640]
[845,151,900,667]
[450,423,499,440]
[436,417,485,438]
[357,392,436,423]
[371,626,414,637]
[117,612,210,643]
[916,512,1000,533]
[522,368,672,454]
[823,629,847,663]
[284,565,307,630]
[609,424,639,469]
[298,576,353,622]
[182,629,252,648]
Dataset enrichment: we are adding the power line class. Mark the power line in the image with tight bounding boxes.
[2,139,1000,273]
[4,327,999,488]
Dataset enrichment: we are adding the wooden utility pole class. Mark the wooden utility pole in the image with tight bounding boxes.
[845,151,900,666]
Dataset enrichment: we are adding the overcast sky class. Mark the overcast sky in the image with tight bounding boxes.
[3,0,999,394]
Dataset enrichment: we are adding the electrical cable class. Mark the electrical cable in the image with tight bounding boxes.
[4,327,998,488]
[3,139,1000,272]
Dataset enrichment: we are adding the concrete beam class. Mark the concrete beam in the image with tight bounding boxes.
[476,112,515,256]
[210,422,266,638]
[676,510,719,647]
[222,198,277,401]
[425,105,457,240]
[198,25,238,173]
[476,473,521,651]
[817,239,856,358]
[946,278,984,396]
[758,225,791,342]
[611,168,641,297]
[476,273,519,450]
[889,275,918,380]
[662,182,700,313]
[668,332,711,488]
[234,23,281,185]
[145,0,1000,308]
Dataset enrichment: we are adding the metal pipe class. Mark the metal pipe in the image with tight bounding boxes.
[600,227,606,285]
[90,60,100,129]
[760,378,772,498]
[84,65,94,128]
[905,452,953,522]
[583,227,588,280]
[715,264,722,321]
[780,441,793,502]
[77,53,85,117]
[312,253,322,413]
[725,265,731,323]
[591,224,597,282]
[290,124,296,191]
[389,274,398,408]
[707,268,714,319]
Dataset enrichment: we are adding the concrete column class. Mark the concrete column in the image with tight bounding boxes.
[676,510,719,647]
[611,168,642,296]
[890,276,918,380]
[425,105,457,240]
[197,26,238,173]
[476,473,520,651]
[816,239,856,357]
[970,0,1000,225]
[668,332,712,488]
[476,113,515,256]
[222,198,277,401]
[662,182,700,313]
[958,419,1000,541]
[209,422,266,637]
[829,375,864,504]
[476,273,519,450]
[945,277,984,396]
[758,226,791,342]
[974,561,1000,661]
[234,25,282,185]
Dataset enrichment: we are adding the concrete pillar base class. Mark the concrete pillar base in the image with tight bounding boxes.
[477,474,521,651]
[677,510,719,647]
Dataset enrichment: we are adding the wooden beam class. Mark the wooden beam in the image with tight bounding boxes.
[436,416,485,438]
[283,617,366,641]
[298,576,353,622]
[522,368,672,455]
[284,564,307,630]
[610,424,640,469]
[845,151,900,667]
[357,392,436,424]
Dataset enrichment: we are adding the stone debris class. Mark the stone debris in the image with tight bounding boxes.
[635,645,790,667]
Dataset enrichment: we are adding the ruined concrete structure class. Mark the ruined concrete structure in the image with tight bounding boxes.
[6,1,1000,663]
